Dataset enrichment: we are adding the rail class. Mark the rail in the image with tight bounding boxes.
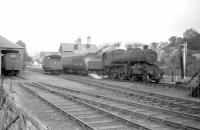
[30,81,200,129]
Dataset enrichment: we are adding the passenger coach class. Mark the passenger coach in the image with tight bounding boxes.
[42,54,62,74]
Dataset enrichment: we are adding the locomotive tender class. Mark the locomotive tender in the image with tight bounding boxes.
[42,55,62,74]
[2,52,23,76]
[61,45,163,82]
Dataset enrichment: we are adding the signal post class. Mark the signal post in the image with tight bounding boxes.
[180,42,187,79]
[0,49,1,76]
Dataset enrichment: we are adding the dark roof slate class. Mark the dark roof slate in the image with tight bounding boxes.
[59,43,97,52]
[0,35,23,49]
[59,43,74,52]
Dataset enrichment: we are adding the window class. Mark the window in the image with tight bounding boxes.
[74,44,78,50]
[86,44,90,49]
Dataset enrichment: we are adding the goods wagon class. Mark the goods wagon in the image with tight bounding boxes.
[42,55,62,74]
[2,52,23,76]
[87,60,103,74]
[62,55,103,75]
[102,47,163,82]
[62,56,87,74]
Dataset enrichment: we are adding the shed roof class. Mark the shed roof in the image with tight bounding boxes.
[0,35,23,49]
[59,43,74,52]
[77,44,97,50]
[40,51,58,58]
[59,43,97,52]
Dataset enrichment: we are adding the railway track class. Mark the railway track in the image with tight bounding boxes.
[13,82,82,130]
[23,81,200,129]
[25,68,200,129]
[57,74,200,113]
[78,74,188,90]
[19,82,148,130]
[28,67,190,90]
[28,69,200,116]
[27,69,200,114]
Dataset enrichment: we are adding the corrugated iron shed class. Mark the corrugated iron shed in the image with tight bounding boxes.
[0,35,23,49]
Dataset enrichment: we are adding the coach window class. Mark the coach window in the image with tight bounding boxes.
[104,54,107,59]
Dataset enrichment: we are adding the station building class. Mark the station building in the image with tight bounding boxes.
[58,36,97,57]
[59,43,97,57]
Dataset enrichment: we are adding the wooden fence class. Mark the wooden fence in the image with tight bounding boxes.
[0,77,51,130]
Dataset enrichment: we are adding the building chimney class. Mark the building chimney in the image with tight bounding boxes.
[77,37,81,44]
[87,36,91,44]
[143,45,148,50]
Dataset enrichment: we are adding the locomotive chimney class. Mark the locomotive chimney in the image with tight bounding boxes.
[143,45,148,50]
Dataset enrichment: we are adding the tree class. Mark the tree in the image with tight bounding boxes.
[175,37,183,46]
[151,42,158,49]
[168,36,183,47]
[169,36,177,47]
[16,40,33,62]
[183,28,200,50]
[183,28,199,38]
[158,42,169,50]
[157,28,200,75]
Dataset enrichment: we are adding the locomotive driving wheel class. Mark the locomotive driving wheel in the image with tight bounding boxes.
[142,72,148,82]
[129,75,137,81]
[88,70,92,74]
[119,74,126,80]
[110,72,117,79]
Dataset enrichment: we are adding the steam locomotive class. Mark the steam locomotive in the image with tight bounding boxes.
[102,46,163,82]
[61,46,163,82]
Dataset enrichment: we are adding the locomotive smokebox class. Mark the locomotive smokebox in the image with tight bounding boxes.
[143,45,148,50]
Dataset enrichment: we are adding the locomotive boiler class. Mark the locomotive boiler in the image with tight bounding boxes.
[102,46,163,82]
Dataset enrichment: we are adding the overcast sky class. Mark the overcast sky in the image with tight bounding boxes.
[0,0,200,56]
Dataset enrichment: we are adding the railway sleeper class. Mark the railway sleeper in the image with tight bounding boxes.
[36,81,200,121]
[33,83,200,129]
[23,81,200,129]
[20,83,152,130]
